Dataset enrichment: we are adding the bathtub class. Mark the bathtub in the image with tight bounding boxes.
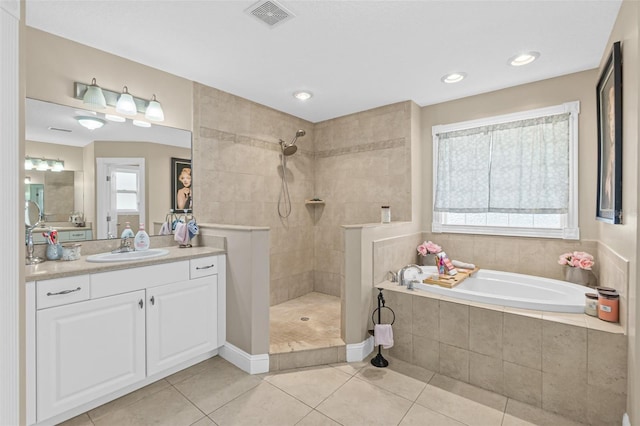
[404,266,587,313]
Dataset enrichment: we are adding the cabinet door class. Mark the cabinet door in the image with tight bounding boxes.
[147,276,217,376]
[37,291,146,421]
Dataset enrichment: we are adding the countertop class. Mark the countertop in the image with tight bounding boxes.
[26,245,225,281]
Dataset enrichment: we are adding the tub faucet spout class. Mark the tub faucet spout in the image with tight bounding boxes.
[398,264,421,287]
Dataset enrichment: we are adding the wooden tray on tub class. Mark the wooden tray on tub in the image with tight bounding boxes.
[422,267,479,289]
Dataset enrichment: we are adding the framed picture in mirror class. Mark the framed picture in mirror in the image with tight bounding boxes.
[172,157,192,213]
[596,41,622,224]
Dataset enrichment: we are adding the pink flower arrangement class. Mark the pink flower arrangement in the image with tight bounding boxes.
[417,241,442,256]
[558,251,595,270]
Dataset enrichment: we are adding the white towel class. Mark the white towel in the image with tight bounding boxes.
[452,259,476,270]
[374,324,394,349]
[174,222,189,245]
[159,221,171,236]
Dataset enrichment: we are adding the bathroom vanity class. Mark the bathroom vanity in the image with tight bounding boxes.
[25,247,226,426]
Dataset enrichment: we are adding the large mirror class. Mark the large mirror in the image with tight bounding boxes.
[25,98,192,243]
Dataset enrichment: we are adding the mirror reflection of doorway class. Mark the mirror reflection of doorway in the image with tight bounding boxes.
[96,158,145,239]
[25,183,44,217]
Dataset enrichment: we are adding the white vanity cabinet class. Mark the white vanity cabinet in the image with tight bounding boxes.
[27,254,225,426]
[146,274,218,375]
[36,289,146,421]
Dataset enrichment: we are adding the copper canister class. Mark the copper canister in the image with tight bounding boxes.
[597,289,619,322]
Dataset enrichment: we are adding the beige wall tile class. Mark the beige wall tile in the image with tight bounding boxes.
[413,335,439,372]
[503,313,542,370]
[587,384,627,426]
[388,331,413,363]
[542,322,587,375]
[503,361,542,408]
[541,372,587,424]
[469,307,503,358]
[587,329,627,394]
[412,295,439,340]
[439,301,469,349]
[439,343,470,382]
[469,352,503,394]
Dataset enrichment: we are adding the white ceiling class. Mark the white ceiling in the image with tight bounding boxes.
[25,0,622,124]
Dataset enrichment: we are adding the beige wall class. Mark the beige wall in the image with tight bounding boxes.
[91,141,190,234]
[597,0,640,422]
[25,28,192,131]
[25,140,83,171]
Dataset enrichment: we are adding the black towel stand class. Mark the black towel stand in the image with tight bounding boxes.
[369,288,395,368]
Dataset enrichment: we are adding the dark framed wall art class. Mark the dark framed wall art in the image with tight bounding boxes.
[171,157,192,212]
[596,41,623,224]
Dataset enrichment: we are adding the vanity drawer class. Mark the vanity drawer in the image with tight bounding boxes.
[190,256,218,279]
[68,230,88,241]
[37,275,90,310]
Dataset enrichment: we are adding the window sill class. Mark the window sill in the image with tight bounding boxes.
[432,223,579,240]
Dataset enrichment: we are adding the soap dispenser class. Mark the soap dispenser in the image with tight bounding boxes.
[121,222,135,239]
[134,223,150,251]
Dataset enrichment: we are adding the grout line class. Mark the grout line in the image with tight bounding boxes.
[170,382,208,419]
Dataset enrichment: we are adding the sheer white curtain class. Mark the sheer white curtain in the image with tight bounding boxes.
[434,113,570,214]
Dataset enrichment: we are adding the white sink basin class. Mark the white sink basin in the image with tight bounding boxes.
[86,248,170,263]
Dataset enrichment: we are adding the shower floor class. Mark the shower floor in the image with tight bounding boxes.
[269,292,344,354]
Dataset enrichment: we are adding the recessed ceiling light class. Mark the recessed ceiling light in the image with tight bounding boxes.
[293,91,313,101]
[441,72,467,84]
[132,120,151,128]
[75,116,106,130]
[105,114,126,123]
[509,51,540,66]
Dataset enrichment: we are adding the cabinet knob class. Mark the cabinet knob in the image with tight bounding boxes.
[138,299,144,309]
[150,296,155,305]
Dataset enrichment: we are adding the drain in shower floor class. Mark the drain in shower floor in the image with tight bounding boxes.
[300,317,310,321]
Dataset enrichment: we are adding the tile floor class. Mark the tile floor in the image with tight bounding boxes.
[270,292,344,354]
[60,355,586,426]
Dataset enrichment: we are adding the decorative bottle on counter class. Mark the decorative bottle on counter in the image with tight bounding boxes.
[381,206,391,223]
[121,222,135,238]
[134,223,150,251]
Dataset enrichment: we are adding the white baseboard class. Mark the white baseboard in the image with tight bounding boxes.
[346,336,374,362]
[219,342,269,374]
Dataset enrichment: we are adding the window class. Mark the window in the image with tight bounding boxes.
[432,101,580,239]
[113,168,140,213]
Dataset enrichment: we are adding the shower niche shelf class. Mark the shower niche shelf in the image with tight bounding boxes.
[305,199,325,205]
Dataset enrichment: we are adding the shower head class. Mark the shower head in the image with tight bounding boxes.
[280,129,305,156]
[282,144,298,156]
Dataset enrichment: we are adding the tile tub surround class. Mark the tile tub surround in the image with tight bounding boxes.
[376,282,627,426]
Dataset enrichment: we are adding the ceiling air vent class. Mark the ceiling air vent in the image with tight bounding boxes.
[245,0,295,28]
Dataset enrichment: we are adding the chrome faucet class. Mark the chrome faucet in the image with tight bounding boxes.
[398,264,422,287]
[112,237,134,253]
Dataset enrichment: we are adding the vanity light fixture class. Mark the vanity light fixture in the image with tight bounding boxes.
[24,158,34,170]
[116,86,138,116]
[132,119,151,128]
[509,51,540,66]
[105,114,126,123]
[293,90,313,101]
[51,161,65,172]
[441,72,467,84]
[75,116,106,130]
[82,78,107,109]
[73,81,166,120]
[24,157,65,172]
[144,94,165,122]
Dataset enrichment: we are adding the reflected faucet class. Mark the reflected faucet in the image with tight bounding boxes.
[398,264,422,287]
[112,237,134,254]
